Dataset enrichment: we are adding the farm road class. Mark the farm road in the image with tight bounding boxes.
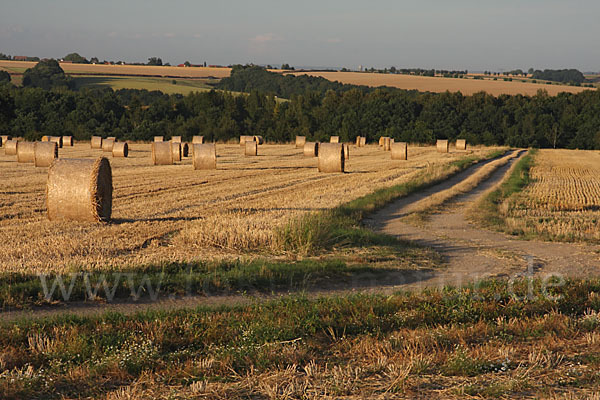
[5,150,600,322]
[366,150,600,289]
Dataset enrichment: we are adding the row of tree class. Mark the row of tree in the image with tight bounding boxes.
[1,61,600,149]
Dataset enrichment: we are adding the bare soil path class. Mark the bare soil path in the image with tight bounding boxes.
[365,151,600,290]
[5,151,599,322]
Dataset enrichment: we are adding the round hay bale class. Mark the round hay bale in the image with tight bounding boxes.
[245,140,257,156]
[182,143,189,157]
[355,136,361,146]
[171,136,182,143]
[171,142,182,162]
[379,137,384,147]
[62,136,73,146]
[240,135,253,146]
[112,142,128,158]
[254,135,264,145]
[154,136,164,142]
[192,136,204,144]
[456,139,467,151]
[383,137,392,151]
[102,138,115,152]
[34,141,58,167]
[46,157,112,222]
[4,140,18,156]
[152,142,173,165]
[17,142,35,163]
[330,136,340,143]
[303,141,318,157]
[1,135,12,146]
[360,137,366,147]
[318,143,344,173]
[91,136,103,149]
[49,136,63,148]
[41,136,49,142]
[343,143,350,160]
[436,139,449,153]
[296,136,306,148]
[193,144,217,170]
[391,142,408,160]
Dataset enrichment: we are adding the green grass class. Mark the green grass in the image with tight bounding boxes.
[2,278,600,398]
[72,76,215,95]
[471,149,537,231]
[0,258,425,310]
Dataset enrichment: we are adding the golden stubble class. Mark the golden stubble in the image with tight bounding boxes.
[0,142,500,274]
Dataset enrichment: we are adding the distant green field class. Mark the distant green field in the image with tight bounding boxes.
[72,75,216,94]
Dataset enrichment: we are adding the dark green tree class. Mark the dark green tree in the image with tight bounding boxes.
[63,52,88,63]
[22,59,73,90]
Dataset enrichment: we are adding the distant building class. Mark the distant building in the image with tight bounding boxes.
[358,65,363,72]
[13,56,28,61]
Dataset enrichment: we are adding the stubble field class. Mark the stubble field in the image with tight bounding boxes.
[0,142,500,274]
[288,71,592,96]
[502,149,600,242]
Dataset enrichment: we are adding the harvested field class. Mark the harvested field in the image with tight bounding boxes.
[0,143,501,274]
[0,60,231,78]
[288,71,592,96]
[502,149,600,242]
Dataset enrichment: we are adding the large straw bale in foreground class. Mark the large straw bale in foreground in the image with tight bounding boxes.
[154,136,164,142]
[192,136,204,144]
[245,140,258,156]
[456,139,467,151]
[112,142,128,158]
[0,135,11,146]
[46,157,112,222]
[303,142,318,157]
[437,139,449,153]
[4,140,18,155]
[318,143,344,173]
[391,142,408,160]
[296,136,306,148]
[152,142,173,165]
[34,141,58,167]
[193,144,217,170]
[330,136,340,143]
[91,136,102,149]
[171,142,182,161]
[102,138,115,152]
[62,136,73,146]
[49,136,63,148]
[17,142,35,163]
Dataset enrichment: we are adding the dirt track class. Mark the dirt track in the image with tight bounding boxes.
[4,151,600,322]
[366,151,600,289]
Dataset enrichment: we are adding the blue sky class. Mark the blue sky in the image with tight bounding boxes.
[1,0,598,71]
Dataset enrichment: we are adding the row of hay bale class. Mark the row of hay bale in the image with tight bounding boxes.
[2,140,58,167]
[41,136,73,148]
[151,142,217,170]
[91,136,129,158]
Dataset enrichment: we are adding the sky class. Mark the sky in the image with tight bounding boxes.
[1,0,599,71]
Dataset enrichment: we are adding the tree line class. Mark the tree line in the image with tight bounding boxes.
[1,63,600,149]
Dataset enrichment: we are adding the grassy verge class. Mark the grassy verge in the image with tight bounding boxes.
[0,257,433,310]
[469,149,537,232]
[276,149,508,254]
[2,278,599,398]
